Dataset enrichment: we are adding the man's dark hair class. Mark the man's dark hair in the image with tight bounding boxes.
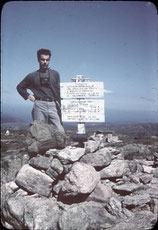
[37,49,51,60]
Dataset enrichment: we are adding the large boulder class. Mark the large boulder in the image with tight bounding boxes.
[15,164,53,197]
[23,197,62,230]
[60,162,100,197]
[3,195,62,230]
[59,201,117,230]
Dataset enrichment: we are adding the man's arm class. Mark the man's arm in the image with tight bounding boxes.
[16,76,34,101]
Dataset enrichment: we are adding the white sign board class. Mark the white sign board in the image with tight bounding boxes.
[61,99,105,122]
[60,82,104,98]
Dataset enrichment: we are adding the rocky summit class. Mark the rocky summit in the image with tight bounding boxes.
[1,128,158,230]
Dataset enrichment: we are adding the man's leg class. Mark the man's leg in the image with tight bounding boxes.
[32,100,48,123]
[48,101,65,134]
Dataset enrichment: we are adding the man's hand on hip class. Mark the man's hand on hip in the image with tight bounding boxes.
[28,95,35,102]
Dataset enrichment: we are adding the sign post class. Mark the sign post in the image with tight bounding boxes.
[60,75,105,142]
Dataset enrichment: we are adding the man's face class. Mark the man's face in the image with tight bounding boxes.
[39,54,50,70]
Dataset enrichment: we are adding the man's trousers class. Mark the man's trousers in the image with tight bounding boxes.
[32,100,65,134]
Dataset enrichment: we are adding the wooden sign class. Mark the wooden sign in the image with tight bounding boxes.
[61,99,105,122]
[60,82,104,98]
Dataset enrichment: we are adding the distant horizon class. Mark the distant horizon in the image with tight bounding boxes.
[2,103,158,125]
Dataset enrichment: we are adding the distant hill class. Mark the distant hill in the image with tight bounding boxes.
[85,123,158,137]
[1,114,26,123]
[1,113,30,130]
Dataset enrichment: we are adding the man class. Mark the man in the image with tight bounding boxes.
[17,48,65,134]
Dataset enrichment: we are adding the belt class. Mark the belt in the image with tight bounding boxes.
[35,97,55,102]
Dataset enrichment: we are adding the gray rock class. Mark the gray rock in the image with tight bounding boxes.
[15,164,53,197]
[4,195,62,230]
[46,158,64,180]
[146,182,158,199]
[45,148,59,157]
[86,182,112,203]
[57,146,85,164]
[29,154,50,170]
[113,183,144,195]
[46,167,59,180]
[63,163,73,174]
[1,220,14,230]
[2,156,22,181]
[89,132,105,143]
[1,181,19,220]
[150,198,158,214]
[84,140,100,153]
[61,162,100,196]
[108,210,157,230]
[80,147,116,170]
[121,144,151,160]
[50,158,63,174]
[128,160,137,173]
[59,201,117,230]
[132,211,157,230]
[13,188,28,197]
[143,160,155,166]
[21,154,30,165]
[80,147,112,169]
[153,168,158,178]
[100,160,129,179]
[83,201,117,229]
[24,197,61,230]
[6,196,24,224]
[123,193,151,209]
[136,162,143,172]
[2,181,18,195]
[3,196,25,229]
[107,221,140,230]
[142,164,154,174]
[139,174,153,184]
[53,180,64,194]
[58,204,89,230]
[128,174,140,184]
[105,196,125,219]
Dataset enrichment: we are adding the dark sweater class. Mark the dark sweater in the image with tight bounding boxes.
[16,69,61,104]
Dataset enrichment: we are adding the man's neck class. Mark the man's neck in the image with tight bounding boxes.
[39,68,49,73]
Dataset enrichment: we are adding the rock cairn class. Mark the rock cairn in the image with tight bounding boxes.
[1,132,158,230]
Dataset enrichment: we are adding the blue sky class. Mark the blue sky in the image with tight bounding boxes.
[1,1,158,120]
